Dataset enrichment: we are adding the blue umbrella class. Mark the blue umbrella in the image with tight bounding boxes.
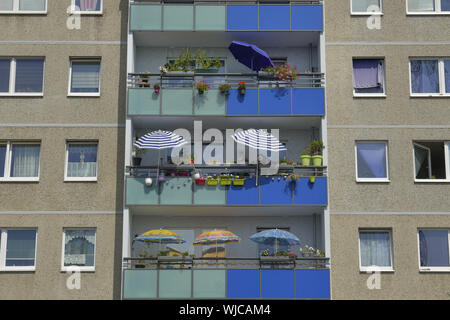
[250,229,300,254]
[229,41,275,71]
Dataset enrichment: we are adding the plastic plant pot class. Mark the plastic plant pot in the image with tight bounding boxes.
[311,155,323,167]
[195,178,206,185]
[206,178,218,186]
[220,176,232,186]
[300,155,311,166]
[233,178,245,186]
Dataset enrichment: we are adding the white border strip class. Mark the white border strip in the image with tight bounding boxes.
[329,125,450,129]
[0,41,125,45]
[0,123,125,128]
[327,42,450,46]
[331,212,450,215]
[0,210,121,215]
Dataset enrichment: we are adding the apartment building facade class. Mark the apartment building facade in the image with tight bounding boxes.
[0,0,127,299]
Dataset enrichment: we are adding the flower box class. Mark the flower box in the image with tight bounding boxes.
[232,178,245,186]
[206,178,218,186]
[195,178,206,185]
[220,176,231,186]
[177,172,189,177]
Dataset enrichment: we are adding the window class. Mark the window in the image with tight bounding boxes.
[71,0,103,14]
[0,0,46,13]
[0,229,37,271]
[413,141,450,181]
[353,59,385,96]
[355,141,389,182]
[65,142,98,181]
[359,230,393,271]
[407,0,450,13]
[410,58,450,96]
[351,0,382,14]
[418,229,450,271]
[0,142,40,181]
[69,59,101,96]
[62,229,96,271]
[0,58,44,96]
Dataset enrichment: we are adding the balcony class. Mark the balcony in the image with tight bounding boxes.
[130,0,323,32]
[127,73,325,117]
[125,165,327,206]
[122,257,330,299]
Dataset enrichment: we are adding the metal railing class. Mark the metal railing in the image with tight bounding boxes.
[133,0,322,5]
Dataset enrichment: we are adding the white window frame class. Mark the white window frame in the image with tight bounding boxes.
[352,58,387,98]
[61,228,96,272]
[409,58,450,97]
[70,0,103,15]
[0,0,47,14]
[0,228,38,272]
[0,57,45,97]
[355,141,390,183]
[407,0,450,15]
[0,141,40,182]
[413,141,450,182]
[358,229,394,272]
[64,141,99,182]
[417,229,450,272]
[68,58,101,97]
[350,0,383,15]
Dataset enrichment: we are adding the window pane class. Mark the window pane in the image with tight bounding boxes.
[442,0,450,11]
[0,0,13,11]
[408,0,435,11]
[10,144,40,177]
[353,59,384,94]
[0,145,5,177]
[360,232,391,267]
[15,59,44,93]
[5,230,36,267]
[71,61,100,93]
[445,60,450,93]
[64,230,96,267]
[67,144,98,177]
[356,143,387,179]
[75,0,101,11]
[419,230,450,267]
[410,60,439,93]
[19,0,46,11]
[352,0,381,12]
[0,59,10,92]
[414,144,431,179]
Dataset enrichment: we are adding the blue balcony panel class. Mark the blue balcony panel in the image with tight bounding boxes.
[226,5,258,30]
[126,178,158,205]
[259,5,290,30]
[227,269,260,298]
[291,5,323,31]
[259,88,291,115]
[293,177,327,205]
[123,270,157,299]
[130,4,162,31]
[226,89,258,115]
[193,270,226,298]
[292,88,325,115]
[260,177,293,205]
[296,269,330,299]
[261,270,295,298]
[227,177,259,205]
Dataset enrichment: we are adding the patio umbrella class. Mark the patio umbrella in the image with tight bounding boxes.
[228,41,275,71]
[250,229,300,255]
[135,228,186,255]
[193,230,241,258]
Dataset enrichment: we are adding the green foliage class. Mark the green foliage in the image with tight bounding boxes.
[310,140,324,155]
[195,49,222,70]
[301,146,311,156]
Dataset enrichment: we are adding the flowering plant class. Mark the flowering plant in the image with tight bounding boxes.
[238,81,246,90]
[299,245,325,257]
[195,81,210,94]
[262,63,297,81]
[159,66,168,74]
[218,83,231,95]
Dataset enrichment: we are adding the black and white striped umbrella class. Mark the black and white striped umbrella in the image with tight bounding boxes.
[231,129,287,152]
[134,130,187,150]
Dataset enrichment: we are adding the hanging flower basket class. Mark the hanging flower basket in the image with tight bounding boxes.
[195,178,206,185]
[232,177,246,186]
[177,172,189,177]
[220,175,231,186]
[206,177,218,186]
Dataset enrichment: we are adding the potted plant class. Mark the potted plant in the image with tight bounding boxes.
[195,81,210,95]
[232,176,245,186]
[280,158,288,166]
[299,245,325,258]
[238,81,246,95]
[285,173,301,185]
[195,49,222,73]
[132,145,146,166]
[310,140,324,166]
[138,73,150,88]
[219,83,231,95]
[163,48,195,75]
[153,83,160,94]
[300,146,311,166]
[220,175,231,186]
[206,175,218,185]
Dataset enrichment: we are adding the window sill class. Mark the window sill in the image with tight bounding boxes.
[353,94,386,98]
[71,11,103,16]
[351,12,383,16]
[67,93,100,98]
[0,267,36,272]
[356,179,390,183]
[410,94,450,98]
[414,179,450,183]
[64,178,98,182]
[407,12,450,16]
[61,267,95,273]
[0,11,47,15]
[360,267,394,273]
[0,178,39,183]
[0,93,43,97]
[419,268,450,273]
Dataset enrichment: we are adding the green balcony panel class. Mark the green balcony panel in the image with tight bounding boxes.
[162,89,193,115]
[194,184,226,205]
[159,177,193,205]
[195,5,226,30]
[193,270,226,298]
[128,89,160,115]
[163,5,194,30]
[194,89,226,115]
[126,178,158,205]
[159,270,192,298]
[123,270,157,299]
[130,4,162,31]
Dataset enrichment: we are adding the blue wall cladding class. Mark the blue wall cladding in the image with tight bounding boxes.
[296,269,330,299]
[260,177,293,205]
[291,5,323,31]
[226,89,258,115]
[261,270,295,298]
[227,5,258,30]
[293,177,327,205]
[259,88,291,115]
[227,177,259,205]
[292,88,325,115]
[259,5,290,30]
[227,269,260,298]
